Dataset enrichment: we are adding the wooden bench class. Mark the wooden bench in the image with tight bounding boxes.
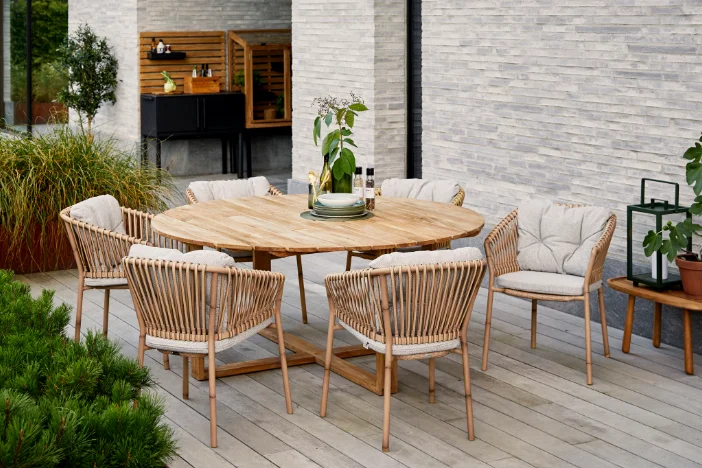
[607,276,702,375]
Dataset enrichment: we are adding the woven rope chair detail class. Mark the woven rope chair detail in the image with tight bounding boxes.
[123,257,293,448]
[186,183,309,324]
[345,186,466,270]
[481,208,616,385]
[322,259,486,452]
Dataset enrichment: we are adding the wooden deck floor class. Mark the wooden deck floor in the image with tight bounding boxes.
[16,251,702,468]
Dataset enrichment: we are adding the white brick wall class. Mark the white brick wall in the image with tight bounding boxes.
[291,0,405,182]
[421,0,702,263]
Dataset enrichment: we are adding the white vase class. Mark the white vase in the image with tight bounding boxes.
[651,254,668,280]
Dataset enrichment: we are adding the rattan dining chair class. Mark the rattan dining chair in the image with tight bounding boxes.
[123,249,293,448]
[345,181,466,270]
[481,205,616,385]
[322,251,486,452]
[186,178,310,324]
[60,196,184,355]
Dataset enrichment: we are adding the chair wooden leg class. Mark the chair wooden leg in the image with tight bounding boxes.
[428,358,436,403]
[208,349,217,448]
[137,334,146,368]
[345,251,352,271]
[584,294,593,385]
[320,311,336,417]
[102,289,110,337]
[684,309,694,375]
[653,302,662,348]
[163,353,170,370]
[74,277,85,342]
[481,286,495,371]
[182,357,189,400]
[382,350,393,452]
[275,311,294,414]
[531,299,537,349]
[598,287,610,357]
[461,337,475,441]
[296,255,308,324]
[622,295,636,353]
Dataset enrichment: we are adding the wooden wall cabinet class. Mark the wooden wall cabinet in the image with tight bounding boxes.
[228,29,292,129]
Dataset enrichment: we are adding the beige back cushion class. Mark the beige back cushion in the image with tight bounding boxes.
[380,178,460,204]
[188,176,270,202]
[517,199,611,277]
[369,247,483,269]
[70,195,126,234]
[127,244,236,268]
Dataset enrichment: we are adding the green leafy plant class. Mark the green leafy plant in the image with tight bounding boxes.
[0,125,173,270]
[0,269,177,466]
[276,93,285,118]
[643,133,702,261]
[232,69,265,89]
[57,24,118,139]
[312,93,368,181]
[10,0,68,69]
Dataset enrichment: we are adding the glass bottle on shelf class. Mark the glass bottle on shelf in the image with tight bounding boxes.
[156,39,165,54]
[206,64,212,77]
[200,64,206,77]
[353,166,364,202]
[319,155,332,194]
[150,37,156,54]
[365,166,375,211]
[192,65,197,78]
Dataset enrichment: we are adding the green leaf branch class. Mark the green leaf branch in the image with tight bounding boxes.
[643,133,702,261]
[312,93,368,180]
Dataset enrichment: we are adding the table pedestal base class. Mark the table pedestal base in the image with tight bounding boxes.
[190,328,398,395]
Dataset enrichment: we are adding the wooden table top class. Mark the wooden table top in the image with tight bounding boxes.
[151,194,485,254]
[607,276,702,311]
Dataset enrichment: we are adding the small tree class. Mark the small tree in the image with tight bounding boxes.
[57,24,118,139]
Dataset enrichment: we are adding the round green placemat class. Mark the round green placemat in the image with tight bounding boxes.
[300,211,374,222]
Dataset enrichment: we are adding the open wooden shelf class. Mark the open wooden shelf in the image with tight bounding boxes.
[228,29,292,129]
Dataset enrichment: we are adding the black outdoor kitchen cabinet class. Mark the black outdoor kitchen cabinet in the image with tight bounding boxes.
[140,92,249,176]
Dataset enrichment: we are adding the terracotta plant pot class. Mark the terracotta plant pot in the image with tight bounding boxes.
[676,254,702,299]
[0,222,76,274]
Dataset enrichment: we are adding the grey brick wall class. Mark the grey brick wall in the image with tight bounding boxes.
[290,0,406,183]
[421,0,702,265]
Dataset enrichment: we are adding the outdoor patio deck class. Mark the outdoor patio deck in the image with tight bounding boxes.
[16,175,702,468]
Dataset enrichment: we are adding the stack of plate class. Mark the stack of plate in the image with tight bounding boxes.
[312,200,366,219]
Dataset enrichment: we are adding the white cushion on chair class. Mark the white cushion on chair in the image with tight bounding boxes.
[188,176,271,202]
[127,244,236,267]
[145,317,273,354]
[381,178,460,204]
[85,277,128,287]
[496,271,600,296]
[369,247,483,269]
[517,200,611,277]
[70,195,126,234]
[339,320,460,357]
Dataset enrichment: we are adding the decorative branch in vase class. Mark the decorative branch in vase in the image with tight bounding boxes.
[643,132,702,297]
[312,93,368,193]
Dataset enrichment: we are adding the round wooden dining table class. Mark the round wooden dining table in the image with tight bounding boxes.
[151,194,484,394]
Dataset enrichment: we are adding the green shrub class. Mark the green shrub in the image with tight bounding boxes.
[0,126,173,268]
[0,270,177,466]
[11,61,69,103]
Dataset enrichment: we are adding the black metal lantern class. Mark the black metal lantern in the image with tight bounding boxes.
[627,178,692,288]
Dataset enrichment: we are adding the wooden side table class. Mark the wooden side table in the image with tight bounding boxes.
[607,276,702,375]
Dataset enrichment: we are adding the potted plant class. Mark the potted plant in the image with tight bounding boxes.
[312,93,368,193]
[643,133,702,297]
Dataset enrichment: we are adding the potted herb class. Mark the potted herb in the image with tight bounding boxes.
[643,133,702,297]
[312,93,368,193]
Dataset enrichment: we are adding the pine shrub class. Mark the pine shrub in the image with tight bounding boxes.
[0,270,176,467]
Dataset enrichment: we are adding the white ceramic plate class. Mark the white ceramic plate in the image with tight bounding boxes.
[317,193,361,208]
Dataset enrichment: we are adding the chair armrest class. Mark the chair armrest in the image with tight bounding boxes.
[269,185,284,196]
[326,269,383,338]
[186,188,198,204]
[585,214,617,287]
[452,187,465,207]
[484,209,520,279]
[121,207,187,252]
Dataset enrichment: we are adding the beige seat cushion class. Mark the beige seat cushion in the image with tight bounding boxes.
[369,247,483,269]
[496,271,600,296]
[339,320,460,357]
[517,200,611,277]
[85,277,128,287]
[188,176,270,202]
[381,178,460,204]
[146,317,273,354]
[70,195,126,234]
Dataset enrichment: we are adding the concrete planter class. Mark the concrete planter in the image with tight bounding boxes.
[676,254,702,299]
[0,222,75,274]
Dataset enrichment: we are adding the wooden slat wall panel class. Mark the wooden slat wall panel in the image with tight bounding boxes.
[139,31,225,94]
